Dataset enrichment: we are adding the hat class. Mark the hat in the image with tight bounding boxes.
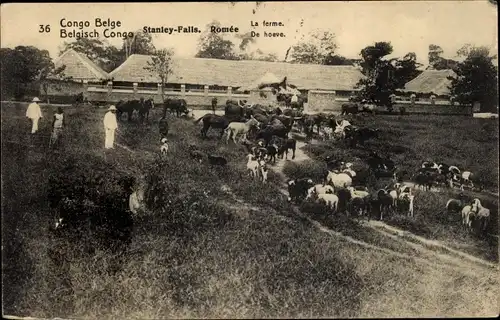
[108,105,117,111]
[161,138,168,143]
[32,97,40,102]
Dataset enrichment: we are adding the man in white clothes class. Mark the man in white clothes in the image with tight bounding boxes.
[26,97,43,134]
[103,105,118,149]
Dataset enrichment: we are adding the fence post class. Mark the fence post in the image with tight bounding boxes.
[107,81,113,102]
[181,84,186,98]
[228,86,232,98]
[82,80,89,101]
[204,85,209,97]
[157,83,162,102]
[133,82,138,99]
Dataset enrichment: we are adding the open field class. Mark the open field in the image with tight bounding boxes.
[283,112,499,261]
[2,102,499,318]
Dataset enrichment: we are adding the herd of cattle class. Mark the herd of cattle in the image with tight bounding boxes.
[54,97,492,238]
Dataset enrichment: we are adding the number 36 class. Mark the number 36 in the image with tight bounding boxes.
[39,25,50,33]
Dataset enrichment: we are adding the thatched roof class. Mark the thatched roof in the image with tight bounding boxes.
[403,69,456,96]
[108,54,364,91]
[52,49,109,82]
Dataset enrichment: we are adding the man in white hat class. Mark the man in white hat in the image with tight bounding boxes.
[103,105,118,149]
[26,97,43,134]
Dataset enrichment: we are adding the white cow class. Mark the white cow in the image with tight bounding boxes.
[316,193,339,212]
[326,171,352,189]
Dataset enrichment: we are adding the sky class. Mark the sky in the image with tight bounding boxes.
[1,1,498,66]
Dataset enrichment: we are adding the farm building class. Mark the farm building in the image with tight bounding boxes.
[107,54,363,95]
[401,69,456,100]
[42,49,109,102]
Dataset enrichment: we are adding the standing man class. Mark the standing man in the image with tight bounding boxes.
[211,97,217,114]
[26,97,43,134]
[49,107,65,147]
[291,93,299,109]
[103,105,118,149]
[158,111,169,141]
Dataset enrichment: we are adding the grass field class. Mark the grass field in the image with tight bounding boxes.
[284,113,499,261]
[2,102,498,318]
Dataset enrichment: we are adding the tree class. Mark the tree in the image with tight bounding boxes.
[145,48,175,101]
[393,52,423,88]
[288,29,338,64]
[60,38,125,73]
[449,46,498,112]
[122,31,156,58]
[1,46,65,99]
[195,21,239,60]
[427,44,458,70]
[324,54,358,66]
[355,42,398,106]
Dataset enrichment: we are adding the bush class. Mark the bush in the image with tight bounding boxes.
[283,160,327,183]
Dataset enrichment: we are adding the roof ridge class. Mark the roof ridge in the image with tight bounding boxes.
[73,51,108,78]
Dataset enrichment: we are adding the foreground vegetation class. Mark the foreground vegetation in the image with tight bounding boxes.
[2,102,498,318]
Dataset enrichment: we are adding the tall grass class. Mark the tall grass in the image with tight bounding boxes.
[2,103,364,318]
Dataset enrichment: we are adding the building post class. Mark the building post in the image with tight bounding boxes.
[157,83,162,102]
[83,80,89,101]
[107,81,113,102]
[133,82,138,99]
[227,86,232,98]
[204,85,209,97]
[181,84,186,98]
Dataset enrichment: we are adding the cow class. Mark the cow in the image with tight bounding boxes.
[341,102,360,115]
[287,178,314,203]
[255,124,289,147]
[366,152,396,177]
[164,98,189,117]
[226,99,247,107]
[194,114,231,139]
[282,108,302,118]
[225,103,245,119]
[138,98,155,123]
[116,99,142,122]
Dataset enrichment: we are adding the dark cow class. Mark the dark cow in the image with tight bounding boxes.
[116,99,141,122]
[138,98,154,123]
[207,155,228,166]
[345,127,379,147]
[226,99,247,107]
[283,108,303,118]
[225,103,245,119]
[287,178,314,203]
[255,124,289,147]
[341,102,360,115]
[366,152,396,177]
[245,104,269,118]
[413,171,438,191]
[194,114,230,139]
[164,98,189,117]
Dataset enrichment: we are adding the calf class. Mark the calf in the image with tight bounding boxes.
[246,154,260,178]
[278,138,297,160]
[266,144,279,163]
[287,178,314,203]
[259,160,269,183]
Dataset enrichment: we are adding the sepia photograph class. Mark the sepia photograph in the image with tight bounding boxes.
[1,1,498,318]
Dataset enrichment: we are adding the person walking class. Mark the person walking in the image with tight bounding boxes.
[103,105,118,149]
[211,97,217,114]
[158,111,169,141]
[26,97,43,134]
[291,93,299,109]
[49,107,65,147]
